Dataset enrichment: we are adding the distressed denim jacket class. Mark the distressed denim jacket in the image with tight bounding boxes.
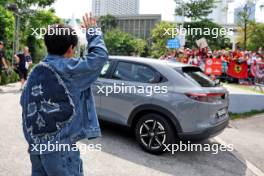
[20,28,108,154]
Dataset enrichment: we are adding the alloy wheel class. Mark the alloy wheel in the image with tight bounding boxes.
[139,119,167,150]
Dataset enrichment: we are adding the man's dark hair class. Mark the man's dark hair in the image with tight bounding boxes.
[44,24,78,55]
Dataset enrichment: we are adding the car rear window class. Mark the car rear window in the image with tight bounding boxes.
[176,66,216,87]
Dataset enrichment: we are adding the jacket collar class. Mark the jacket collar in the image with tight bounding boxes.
[43,54,65,62]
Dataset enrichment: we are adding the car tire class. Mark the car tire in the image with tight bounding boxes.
[135,113,176,154]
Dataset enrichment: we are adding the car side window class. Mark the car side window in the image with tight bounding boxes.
[100,61,111,78]
[112,62,156,83]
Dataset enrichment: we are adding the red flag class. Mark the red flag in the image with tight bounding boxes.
[205,58,222,76]
[227,61,248,79]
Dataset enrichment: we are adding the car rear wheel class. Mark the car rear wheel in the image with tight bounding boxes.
[135,113,175,154]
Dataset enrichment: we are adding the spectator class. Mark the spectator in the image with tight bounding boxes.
[14,46,33,90]
[0,41,8,91]
[20,13,108,175]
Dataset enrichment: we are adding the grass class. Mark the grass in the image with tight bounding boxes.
[230,110,264,120]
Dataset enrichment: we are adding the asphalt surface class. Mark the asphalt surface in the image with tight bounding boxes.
[219,115,264,173]
[0,83,263,176]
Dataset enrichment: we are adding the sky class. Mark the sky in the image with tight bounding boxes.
[52,0,176,21]
[52,0,264,23]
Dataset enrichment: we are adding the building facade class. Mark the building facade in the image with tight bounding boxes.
[92,0,139,16]
[207,0,235,25]
[101,14,161,41]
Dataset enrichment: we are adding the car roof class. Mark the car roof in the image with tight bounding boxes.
[109,56,190,68]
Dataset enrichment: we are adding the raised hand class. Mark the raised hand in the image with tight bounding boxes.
[82,12,97,29]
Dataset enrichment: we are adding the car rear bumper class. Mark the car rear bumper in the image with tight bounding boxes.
[178,118,229,140]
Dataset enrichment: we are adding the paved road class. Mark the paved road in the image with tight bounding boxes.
[0,83,263,176]
[220,115,264,173]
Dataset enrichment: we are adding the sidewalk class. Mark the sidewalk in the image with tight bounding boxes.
[0,82,21,93]
[219,114,264,173]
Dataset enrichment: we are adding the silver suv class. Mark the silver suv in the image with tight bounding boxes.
[92,56,229,154]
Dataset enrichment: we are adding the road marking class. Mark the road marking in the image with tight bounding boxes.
[214,137,264,176]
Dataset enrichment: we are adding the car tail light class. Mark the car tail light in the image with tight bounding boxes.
[185,92,225,103]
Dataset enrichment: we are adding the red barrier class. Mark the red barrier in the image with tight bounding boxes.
[205,58,222,76]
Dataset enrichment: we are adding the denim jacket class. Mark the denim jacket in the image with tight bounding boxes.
[20,28,108,154]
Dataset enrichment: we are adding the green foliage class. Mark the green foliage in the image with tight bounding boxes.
[104,29,147,56]
[100,14,149,56]
[0,0,59,85]
[0,0,14,6]
[0,5,15,61]
[235,2,256,50]
[230,110,264,120]
[16,0,55,8]
[184,19,231,50]
[150,21,176,58]
[0,69,19,85]
[247,22,264,50]
[1,0,58,63]
[99,14,117,33]
[150,20,231,55]
[0,0,55,10]
[23,9,61,62]
[237,21,264,51]
[174,0,230,50]
[131,38,147,56]
[175,0,217,20]
[140,45,151,58]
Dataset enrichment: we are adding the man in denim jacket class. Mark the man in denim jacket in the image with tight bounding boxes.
[20,13,108,175]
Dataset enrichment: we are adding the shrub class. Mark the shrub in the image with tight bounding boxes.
[0,69,19,85]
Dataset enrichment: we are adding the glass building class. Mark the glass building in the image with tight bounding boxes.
[92,0,139,16]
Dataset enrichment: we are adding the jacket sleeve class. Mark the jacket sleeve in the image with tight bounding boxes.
[63,27,109,91]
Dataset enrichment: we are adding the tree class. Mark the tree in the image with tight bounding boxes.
[0,5,15,61]
[2,0,56,8]
[237,21,264,51]
[183,19,231,50]
[131,38,147,56]
[237,1,255,50]
[104,29,147,56]
[2,0,59,62]
[23,9,61,62]
[3,0,57,50]
[99,14,117,33]
[174,0,231,50]
[175,0,217,21]
[150,21,176,58]
[0,0,57,85]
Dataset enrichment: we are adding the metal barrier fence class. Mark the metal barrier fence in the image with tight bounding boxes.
[253,62,264,92]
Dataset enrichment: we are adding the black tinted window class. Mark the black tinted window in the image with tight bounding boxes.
[113,62,156,83]
[179,67,216,87]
